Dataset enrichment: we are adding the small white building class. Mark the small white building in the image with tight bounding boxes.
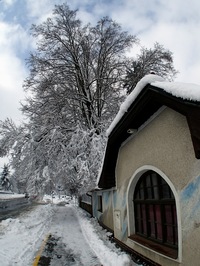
[91,75,200,266]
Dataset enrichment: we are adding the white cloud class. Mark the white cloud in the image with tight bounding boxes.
[0,54,26,123]
[135,19,200,84]
[77,9,97,25]
[0,53,26,91]
[0,21,31,55]
[0,21,30,124]
[25,0,65,24]
[94,0,200,85]
[2,0,16,7]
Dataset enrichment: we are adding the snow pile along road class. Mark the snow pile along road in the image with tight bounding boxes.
[77,207,133,266]
[0,204,55,265]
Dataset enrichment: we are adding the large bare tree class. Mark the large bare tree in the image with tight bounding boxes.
[23,4,137,132]
[124,43,178,94]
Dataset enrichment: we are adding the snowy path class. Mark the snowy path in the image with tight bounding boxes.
[0,202,137,266]
[43,205,101,265]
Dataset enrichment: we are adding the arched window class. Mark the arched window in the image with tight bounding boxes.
[133,170,178,258]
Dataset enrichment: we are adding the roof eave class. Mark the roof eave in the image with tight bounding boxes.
[98,84,200,189]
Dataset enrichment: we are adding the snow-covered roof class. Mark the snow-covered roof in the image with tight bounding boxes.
[107,74,200,136]
[98,74,200,189]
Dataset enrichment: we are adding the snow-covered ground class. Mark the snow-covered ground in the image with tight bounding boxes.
[0,191,25,200]
[0,196,139,266]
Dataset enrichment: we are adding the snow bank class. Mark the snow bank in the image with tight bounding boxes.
[77,207,137,266]
[0,192,25,200]
[0,204,55,266]
[42,194,71,205]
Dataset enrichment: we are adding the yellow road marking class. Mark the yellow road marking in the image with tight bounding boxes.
[32,234,51,266]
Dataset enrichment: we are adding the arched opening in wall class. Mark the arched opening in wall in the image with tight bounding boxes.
[127,168,179,260]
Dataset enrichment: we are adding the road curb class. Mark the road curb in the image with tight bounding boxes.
[32,234,51,266]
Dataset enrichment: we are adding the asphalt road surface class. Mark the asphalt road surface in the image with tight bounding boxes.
[0,202,39,221]
[35,206,102,266]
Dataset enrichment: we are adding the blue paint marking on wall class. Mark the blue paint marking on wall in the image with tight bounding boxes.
[181,175,200,200]
[104,191,110,205]
[113,190,117,209]
[191,197,200,217]
[122,192,126,208]
[121,216,128,241]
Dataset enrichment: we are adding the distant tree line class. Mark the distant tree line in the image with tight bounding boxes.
[0,4,178,196]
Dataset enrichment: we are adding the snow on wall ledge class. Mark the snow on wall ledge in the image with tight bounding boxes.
[106,74,200,136]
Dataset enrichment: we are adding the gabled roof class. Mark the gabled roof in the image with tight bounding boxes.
[98,75,200,189]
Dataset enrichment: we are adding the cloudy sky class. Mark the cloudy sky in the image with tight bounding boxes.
[1,0,200,123]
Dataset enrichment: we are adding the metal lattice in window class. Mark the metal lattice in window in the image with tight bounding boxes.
[134,171,178,248]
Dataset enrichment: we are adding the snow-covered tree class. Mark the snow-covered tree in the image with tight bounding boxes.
[124,43,178,94]
[0,119,48,194]
[0,118,106,195]
[22,4,137,133]
[0,164,11,191]
[10,3,137,195]
[54,124,106,195]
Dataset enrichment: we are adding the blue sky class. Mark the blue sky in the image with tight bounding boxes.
[0,0,200,166]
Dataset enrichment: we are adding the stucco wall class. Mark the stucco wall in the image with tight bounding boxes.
[114,107,200,266]
[92,190,114,231]
[116,107,197,190]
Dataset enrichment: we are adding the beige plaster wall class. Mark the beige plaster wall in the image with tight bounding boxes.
[116,107,197,191]
[101,190,114,231]
[115,107,200,266]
